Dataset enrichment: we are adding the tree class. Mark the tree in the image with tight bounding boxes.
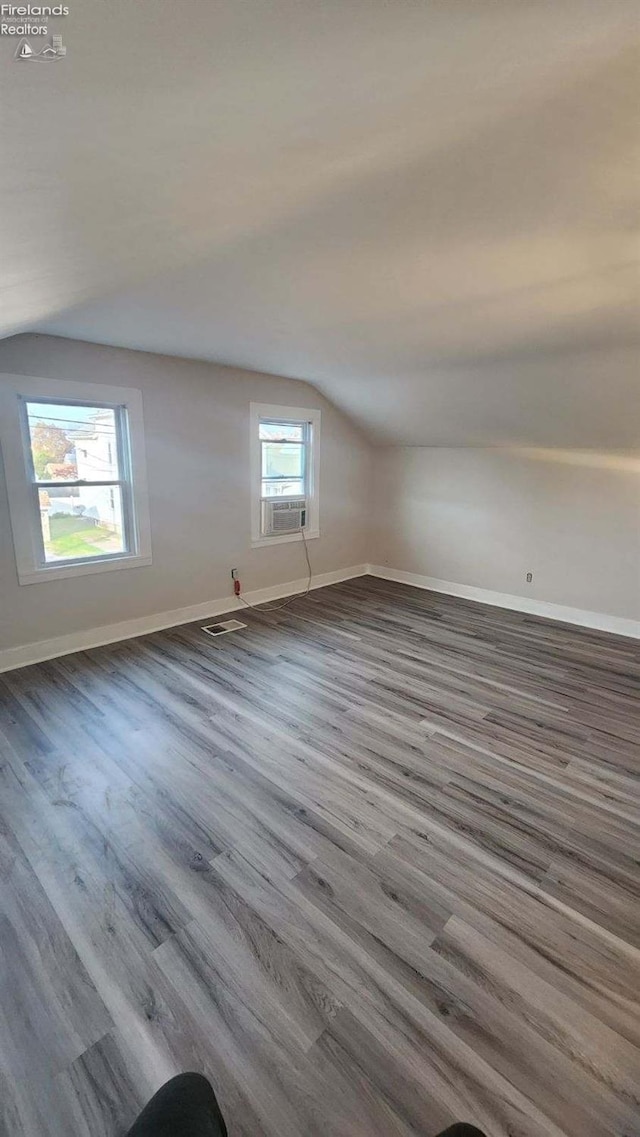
[45,462,78,480]
[31,423,73,478]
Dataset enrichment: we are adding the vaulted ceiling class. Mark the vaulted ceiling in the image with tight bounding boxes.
[1,1,638,445]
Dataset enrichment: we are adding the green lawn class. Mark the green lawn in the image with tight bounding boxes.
[47,515,121,559]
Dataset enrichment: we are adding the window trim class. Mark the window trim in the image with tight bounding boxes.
[0,374,152,585]
[250,402,320,547]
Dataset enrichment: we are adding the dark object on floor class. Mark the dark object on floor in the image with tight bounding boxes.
[125,1071,485,1137]
[125,1073,228,1136]
[436,1127,486,1137]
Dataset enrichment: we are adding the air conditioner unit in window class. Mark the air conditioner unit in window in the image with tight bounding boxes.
[261,498,306,537]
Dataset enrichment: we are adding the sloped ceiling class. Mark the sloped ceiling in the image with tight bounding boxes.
[1,1,638,445]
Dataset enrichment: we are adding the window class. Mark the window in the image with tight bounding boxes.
[250,403,320,546]
[0,375,152,584]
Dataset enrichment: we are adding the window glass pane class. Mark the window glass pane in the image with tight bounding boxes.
[259,421,304,442]
[26,402,120,482]
[261,479,305,498]
[261,441,304,479]
[39,485,126,562]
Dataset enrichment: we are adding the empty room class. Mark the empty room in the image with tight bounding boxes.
[0,3,638,1136]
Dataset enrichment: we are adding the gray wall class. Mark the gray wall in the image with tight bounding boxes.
[0,335,372,652]
[2,334,637,653]
[372,447,640,621]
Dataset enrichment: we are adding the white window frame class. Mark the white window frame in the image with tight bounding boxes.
[250,402,320,547]
[0,374,152,585]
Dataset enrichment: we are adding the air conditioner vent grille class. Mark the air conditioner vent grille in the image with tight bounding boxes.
[261,498,306,537]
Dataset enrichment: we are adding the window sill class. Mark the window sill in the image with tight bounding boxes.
[251,529,319,549]
[18,552,153,586]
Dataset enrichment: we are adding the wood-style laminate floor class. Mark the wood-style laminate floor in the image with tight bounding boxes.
[1,577,639,1137]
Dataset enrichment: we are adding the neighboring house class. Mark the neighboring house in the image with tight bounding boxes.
[72,411,120,532]
[41,411,120,533]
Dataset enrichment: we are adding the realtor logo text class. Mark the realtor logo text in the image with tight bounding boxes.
[2,2,68,30]
[2,5,69,14]
[2,1,68,53]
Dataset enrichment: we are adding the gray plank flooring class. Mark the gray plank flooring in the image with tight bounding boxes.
[0,576,639,1137]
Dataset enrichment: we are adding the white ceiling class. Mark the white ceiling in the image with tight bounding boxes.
[1,1,638,445]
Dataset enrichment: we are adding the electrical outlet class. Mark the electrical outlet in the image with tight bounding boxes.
[526,572,533,583]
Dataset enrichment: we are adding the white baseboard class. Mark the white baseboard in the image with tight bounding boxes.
[366,565,640,640]
[3,560,636,672]
[0,564,368,673]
